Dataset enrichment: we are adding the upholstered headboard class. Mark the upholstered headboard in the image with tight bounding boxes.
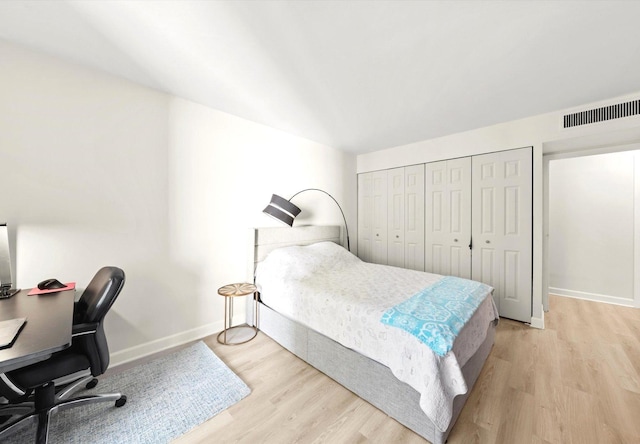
[247,225,342,281]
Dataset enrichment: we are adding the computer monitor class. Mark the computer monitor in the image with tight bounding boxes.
[0,223,19,298]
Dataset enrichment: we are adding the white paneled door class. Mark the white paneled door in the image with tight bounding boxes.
[404,165,425,271]
[425,157,472,278]
[357,173,373,263]
[387,168,405,268]
[472,147,532,322]
[388,165,426,270]
[358,166,424,270]
[371,170,388,264]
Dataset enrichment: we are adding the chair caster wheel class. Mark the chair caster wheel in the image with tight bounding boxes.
[115,396,127,407]
[86,378,99,389]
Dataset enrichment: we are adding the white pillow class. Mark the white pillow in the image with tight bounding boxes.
[256,241,359,282]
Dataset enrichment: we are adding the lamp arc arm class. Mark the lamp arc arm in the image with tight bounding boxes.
[288,189,350,251]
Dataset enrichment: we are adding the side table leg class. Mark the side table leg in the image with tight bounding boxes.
[224,296,228,344]
[228,297,234,342]
[254,291,259,330]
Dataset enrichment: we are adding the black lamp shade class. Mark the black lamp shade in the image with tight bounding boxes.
[263,194,302,226]
[262,189,350,251]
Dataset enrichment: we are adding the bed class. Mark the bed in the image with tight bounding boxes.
[247,225,498,444]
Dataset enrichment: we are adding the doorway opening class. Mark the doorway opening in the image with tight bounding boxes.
[547,149,639,307]
[543,137,640,312]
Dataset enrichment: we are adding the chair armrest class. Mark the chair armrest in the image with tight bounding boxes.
[72,323,98,337]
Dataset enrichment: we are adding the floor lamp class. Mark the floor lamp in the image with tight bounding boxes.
[263,189,351,251]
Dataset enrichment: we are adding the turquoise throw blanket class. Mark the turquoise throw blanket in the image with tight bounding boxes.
[381,276,492,356]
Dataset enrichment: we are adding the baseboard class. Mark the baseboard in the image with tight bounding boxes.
[109,314,244,369]
[529,313,544,329]
[549,287,634,307]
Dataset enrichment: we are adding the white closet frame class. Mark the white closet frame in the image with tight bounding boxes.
[358,147,533,323]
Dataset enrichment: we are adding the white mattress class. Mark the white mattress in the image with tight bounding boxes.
[255,241,498,432]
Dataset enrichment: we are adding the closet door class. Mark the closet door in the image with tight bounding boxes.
[404,164,425,271]
[371,170,388,264]
[359,167,423,269]
[387,168,405,267]
[425,158,472,278]
[357,173,374,263]
[472,147,532,322]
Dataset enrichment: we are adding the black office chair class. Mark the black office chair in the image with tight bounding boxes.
[0,266,127,444]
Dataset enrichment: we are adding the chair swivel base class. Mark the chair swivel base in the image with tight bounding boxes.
[0,381,126,444]
[0,374,96,425]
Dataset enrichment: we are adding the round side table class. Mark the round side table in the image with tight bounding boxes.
[217,283,258,345]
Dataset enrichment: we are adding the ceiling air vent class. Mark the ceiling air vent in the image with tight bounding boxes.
[563,99,640,128]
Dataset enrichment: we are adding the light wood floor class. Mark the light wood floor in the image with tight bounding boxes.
[174,295,640,444]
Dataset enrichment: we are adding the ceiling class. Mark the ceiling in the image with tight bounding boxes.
[2,1,640,154]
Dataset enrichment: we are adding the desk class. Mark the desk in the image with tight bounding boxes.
[0,289,75,373]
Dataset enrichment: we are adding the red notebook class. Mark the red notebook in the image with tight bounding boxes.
[28,282,76,296]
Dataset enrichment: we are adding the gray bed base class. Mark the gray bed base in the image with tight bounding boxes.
[258,302,495,444]
[248,225,496,444]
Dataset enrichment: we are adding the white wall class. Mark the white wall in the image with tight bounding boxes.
[0,40,356,365]
[548,150,639,306]
[358,91,640,327]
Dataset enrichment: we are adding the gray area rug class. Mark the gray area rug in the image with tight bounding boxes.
[6,341,250,443]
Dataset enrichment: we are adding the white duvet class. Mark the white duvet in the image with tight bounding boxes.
[255,241,498,432]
